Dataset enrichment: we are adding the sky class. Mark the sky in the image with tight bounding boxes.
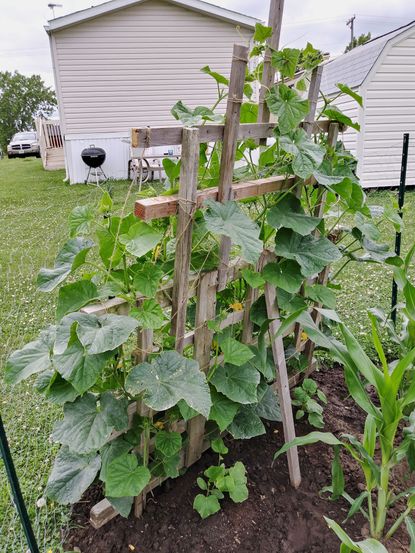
[0,0,413,89]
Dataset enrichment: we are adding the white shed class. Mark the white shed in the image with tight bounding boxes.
[320,21,415,188]
[45,0,257,184]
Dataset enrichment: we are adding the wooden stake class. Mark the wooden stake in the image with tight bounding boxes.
[170,127,200,353]
[257,0,285,131]
[263,254,301,488]
[186,271,217,466]
[293,65,325,348]
[304,122,339,365]
[217,43,249,291]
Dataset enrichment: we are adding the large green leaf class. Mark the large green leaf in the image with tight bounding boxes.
[37,238,94,292]
[267,193,321,235]
[69,205,95,237]
[5,326,55,385]
[203,199,262,264]
[266,84,309,134]
[208,388,239,432]
[255,386,281,421]
[131,262,163,297]
[75,313,139,354]
[241,268,265,289]
[54,333,111,394]
[105,453,151,498]
[52,393,115,454]
[130,299,166,330]
[119,221,162,258]
[323,105,360,131]
[271,48,301,79]
[35,370,79,404]
[99,436,132,482]
[155,431,182,457]
[56,280,99,320]
[305,284,337,309]
[253,22,273,42]
[220,337,254,366]
[228,405,266,439]
[262,259,303,293]
[279,129,325,179]
[240,102,258,124]
[126,351,212,418]
[100,392,129,432]
[275,228,342,277]
[46,446,101,504]
[210,362,260,404]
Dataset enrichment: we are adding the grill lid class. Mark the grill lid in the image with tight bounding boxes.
[81,145,106,168]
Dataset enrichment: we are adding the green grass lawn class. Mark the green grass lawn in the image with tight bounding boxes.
[0,157,413,552]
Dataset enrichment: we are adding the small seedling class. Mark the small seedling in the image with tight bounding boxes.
[193,438,248,519]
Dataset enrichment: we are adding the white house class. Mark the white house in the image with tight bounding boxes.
[45,0,258,184]
[320,21,415,188]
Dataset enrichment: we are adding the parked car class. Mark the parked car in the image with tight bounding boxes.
[7,132,40,159]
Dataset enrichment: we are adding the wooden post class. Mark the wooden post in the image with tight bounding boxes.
[170,127,200,353]
[264,276,301,489]
[186,271,217,466]
[257,0,285,132]
[293,65,325,348]
[217,43,249,291]
[304,122,339,365]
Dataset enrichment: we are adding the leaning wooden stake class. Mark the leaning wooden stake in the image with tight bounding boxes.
[264,277,301,489]
[186,271,217,466]
[293,64,325,349]
[304,122,339,364]
[217,43,249,291]
[170,127,200,352]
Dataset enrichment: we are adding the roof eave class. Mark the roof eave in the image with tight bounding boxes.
[46,0,260,33]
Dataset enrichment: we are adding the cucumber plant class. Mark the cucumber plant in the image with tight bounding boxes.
[4,25,399,523]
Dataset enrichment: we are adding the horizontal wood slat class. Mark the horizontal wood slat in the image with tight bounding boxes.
[131,119,338,148]
[135,175,296,220]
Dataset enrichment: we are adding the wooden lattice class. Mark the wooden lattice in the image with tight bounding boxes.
[82,38,341,527]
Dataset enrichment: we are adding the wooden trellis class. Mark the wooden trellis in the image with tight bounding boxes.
[83,38,342,528]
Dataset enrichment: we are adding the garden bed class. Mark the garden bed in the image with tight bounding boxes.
[64,365,411,553]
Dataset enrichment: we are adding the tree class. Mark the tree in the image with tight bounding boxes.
[344,32,371,53]
[0,71,57,148]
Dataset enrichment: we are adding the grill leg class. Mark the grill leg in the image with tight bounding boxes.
[85,166,91,184]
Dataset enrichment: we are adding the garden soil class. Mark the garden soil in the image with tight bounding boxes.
[64,365,412,553]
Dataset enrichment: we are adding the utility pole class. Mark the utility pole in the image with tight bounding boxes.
[346,15,356,44]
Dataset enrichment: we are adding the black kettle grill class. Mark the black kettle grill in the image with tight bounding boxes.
[81,145,108,184]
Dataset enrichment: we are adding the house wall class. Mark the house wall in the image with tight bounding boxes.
[50,0,252,183]
[360,30,415,188]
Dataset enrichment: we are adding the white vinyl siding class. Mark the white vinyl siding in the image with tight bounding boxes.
[361,32,415,188]
[52,0,252,135]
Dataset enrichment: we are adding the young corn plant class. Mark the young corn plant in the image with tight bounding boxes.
[275,313,415,549]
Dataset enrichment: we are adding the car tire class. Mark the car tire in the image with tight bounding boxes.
[36,153,41,158]
[7,154,14,159]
